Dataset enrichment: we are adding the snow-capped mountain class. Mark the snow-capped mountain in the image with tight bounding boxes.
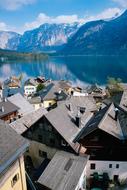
[61,10,127,55]
[0,31,21,50]
[17,23,80,52]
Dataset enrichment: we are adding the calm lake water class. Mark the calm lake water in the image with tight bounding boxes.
[0,56,127,86]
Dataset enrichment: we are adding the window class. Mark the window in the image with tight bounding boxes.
[90,163,96,170]
[116,164,119,169]
[109,164,112,168]
[61,139,67,146]
[11,173,19,187]
[50,138,55,145]
[39,150,47,158]
[38,135,42,141]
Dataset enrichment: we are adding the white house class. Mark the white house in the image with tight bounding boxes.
[24,78,38,96]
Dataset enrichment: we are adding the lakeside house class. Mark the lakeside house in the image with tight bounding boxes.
[86,83,106,99]
[0,119,29,190]
[24,78,38,97]
[4,76,21,89]
[28,80,71,110]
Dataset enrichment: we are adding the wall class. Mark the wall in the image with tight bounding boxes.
[26,140,58,168]
[86,160,127,181]
[0,156,27,190]
[24,85,37,96]
[43,99,56,108]
[1,111,18,123]
[75,167,87,190]
[32,103,43,110]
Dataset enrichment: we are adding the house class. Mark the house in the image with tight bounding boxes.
[4,76,21,89]
[0,99,19,122]
[37,151,89,190]
[8,93,34,116]
[86,83,106,100]
[0,119,29,190]
[24,78,38,96]
[3,76,22,97]
[29,81,69,109]
[22,96,96,167]
[10,107,48,168]
[73,103,127,183]
[28,96,43,110]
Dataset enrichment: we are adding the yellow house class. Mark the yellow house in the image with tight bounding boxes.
[0,120,29,190]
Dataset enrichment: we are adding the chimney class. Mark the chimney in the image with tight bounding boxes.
[75,109,81,128]
[1,106,4,112]
[68,103,72,111]
[114,108,119,121]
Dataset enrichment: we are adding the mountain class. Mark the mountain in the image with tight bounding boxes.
[60,10,127,55]
[0,31,21,50]
[17,23,80,52]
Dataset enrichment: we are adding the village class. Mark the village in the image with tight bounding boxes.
[1,75,127,190]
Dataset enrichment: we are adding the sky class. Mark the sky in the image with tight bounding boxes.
[0,0,126,34]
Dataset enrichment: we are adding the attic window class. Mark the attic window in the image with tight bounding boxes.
[11,173,19,187]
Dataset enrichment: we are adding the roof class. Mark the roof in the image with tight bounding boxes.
[0,119,29,175]
[24,78,38,86]
[4,76,21,88]
[0,100,19,118]
[38,82,68,101]
[38,151,89,190]
[45,96,96,152]
[86,83,103,94]
[8,93,34,116]
[74,103,127,142]
[119,90,127,112]
[10,107,47,134]
[28,96,42,104]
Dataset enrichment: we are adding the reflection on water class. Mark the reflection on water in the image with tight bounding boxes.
[0,56,127,86]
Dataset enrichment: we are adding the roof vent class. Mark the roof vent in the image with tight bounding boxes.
[68,103,72,111]
[75,108,81,128]
[114,107,119,121]
[1,106,4,112]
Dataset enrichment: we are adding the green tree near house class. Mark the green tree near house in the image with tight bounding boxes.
[36,83,45,92]
[106,77,123,96]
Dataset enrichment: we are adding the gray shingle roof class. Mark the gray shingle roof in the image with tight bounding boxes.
[10,108,47,134]
[119,90,127,112]
[74,103,127,142]
[0,100,19,118]
[38,151,88,190]
[38,82,68,101]
[45,96,96,152]
[24,78,38,86]
[0,119,29,174]
[8,93,34,116]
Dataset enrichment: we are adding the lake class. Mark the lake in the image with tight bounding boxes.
[0,55,127,87]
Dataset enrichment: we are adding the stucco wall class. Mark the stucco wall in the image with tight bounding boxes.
[86,160,127,180]
[0,156,27,190]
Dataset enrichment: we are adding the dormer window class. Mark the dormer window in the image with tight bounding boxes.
[61,139,67,146]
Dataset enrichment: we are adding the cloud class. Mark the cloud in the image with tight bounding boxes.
[83,8,122,23]
[112,0,127,8]
[0,22,7,30]
[24,13,84,31]
[24,8,122,31]
[0,0,36,11]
